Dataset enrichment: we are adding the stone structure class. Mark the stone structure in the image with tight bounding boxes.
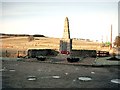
[63,17,70,39]
[59,17,97,57]
[28,49,59,58]
[59,17,72,54]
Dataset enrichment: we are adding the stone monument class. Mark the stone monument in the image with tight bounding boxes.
[59,17,72,54]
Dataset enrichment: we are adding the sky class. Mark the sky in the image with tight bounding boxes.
[1,0,120,42]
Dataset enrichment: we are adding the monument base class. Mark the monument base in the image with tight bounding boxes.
[59,39,72,54]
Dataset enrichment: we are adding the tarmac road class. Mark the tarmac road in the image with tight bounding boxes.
[2,60,120,89]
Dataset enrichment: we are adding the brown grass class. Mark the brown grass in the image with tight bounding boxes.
[1,36,110,57]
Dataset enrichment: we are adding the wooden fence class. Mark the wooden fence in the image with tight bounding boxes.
[97,51,109,57]
[2,50,27,58]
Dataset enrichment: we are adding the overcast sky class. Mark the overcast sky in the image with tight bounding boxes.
[1,0,119,42]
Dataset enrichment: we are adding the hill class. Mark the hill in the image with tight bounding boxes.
[0,34,110,57]
[0,33,45,39]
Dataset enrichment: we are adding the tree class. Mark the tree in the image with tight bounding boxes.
[28,35,34,42]
[104,42,111,47]
[114,36,120,47]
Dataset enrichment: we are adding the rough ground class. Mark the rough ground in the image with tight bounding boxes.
[1,58,120,89]
[1,36,106,52]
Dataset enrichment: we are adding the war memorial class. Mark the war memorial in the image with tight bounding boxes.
[28,17,97,59]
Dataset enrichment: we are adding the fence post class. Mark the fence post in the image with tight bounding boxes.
[6,50,8,57]
[17,51,19,58]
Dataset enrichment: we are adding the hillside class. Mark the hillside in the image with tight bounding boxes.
[0,34,110,57]
[1,35,109,51]
[0,33,45,39]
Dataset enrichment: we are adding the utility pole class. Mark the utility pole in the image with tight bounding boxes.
[110,24,112,49]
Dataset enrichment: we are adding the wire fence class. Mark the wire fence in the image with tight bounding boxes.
[1,50,27,58]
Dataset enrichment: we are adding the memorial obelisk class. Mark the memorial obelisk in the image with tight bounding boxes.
[59,17,72,54]
[63,17,70,39]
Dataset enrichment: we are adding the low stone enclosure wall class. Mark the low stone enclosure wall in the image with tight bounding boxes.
[27,49,59,58]
[27,49,98,58]
[1,49,59,58]
[71,50,110,57]
[71,50,97,57]
[1,49,110,58]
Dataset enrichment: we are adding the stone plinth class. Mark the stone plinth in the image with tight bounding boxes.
[59,39,72,53]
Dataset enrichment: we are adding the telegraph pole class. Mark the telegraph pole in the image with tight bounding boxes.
[110,24,112,49]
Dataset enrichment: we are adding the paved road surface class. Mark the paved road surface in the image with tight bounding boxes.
[2,60,120,89]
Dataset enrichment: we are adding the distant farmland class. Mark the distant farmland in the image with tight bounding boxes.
[1,34,110,57]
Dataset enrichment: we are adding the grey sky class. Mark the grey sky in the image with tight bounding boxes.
[1,0,119,42]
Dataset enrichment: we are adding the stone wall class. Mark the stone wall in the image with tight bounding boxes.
[27,49,59,58]
[71,50,96,57]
